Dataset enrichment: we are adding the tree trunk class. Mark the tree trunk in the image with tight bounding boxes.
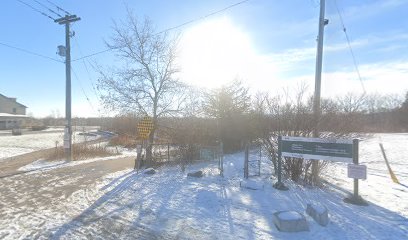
[145,110,157,166]
[145,128,155,166]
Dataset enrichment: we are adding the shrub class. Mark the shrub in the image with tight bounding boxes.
[46,142,119,161]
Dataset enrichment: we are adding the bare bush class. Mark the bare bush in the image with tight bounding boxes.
[254,84,332,185]
[46,142,119,161]
[109,135,137,148]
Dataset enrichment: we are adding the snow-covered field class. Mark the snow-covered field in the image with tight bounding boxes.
[0,131,100,160]
[0,133,407,239]
[325,133,408,219]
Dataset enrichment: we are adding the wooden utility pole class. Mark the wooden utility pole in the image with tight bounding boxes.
[55,15,81,161]
[312,0,328,182]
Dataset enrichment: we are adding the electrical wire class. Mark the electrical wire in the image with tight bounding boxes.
[333,0,366,95]
[71,66,97,114]
[72,0,251,62]
[45,0,70,15]
[15,0,56,20]
[155,0,251,35]
[0,41,63,63]
[73,36,102,101]
[32,0,63,18]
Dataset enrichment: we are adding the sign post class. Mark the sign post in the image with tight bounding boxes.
[273,136,289,190]
[274,136,367,205]
[135,116,154,170]
[344,139,368,205]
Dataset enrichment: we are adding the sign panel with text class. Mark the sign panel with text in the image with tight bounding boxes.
[280,136,354,163]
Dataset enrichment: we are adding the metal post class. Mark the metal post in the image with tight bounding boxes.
[259,144,262,176]
[274,136,288,190]
[277,137,282,184]
[344,139,367,205]
[353,139,359,199]
[167,143,170,162]
[220,142,224,177]
[244,143,249,179]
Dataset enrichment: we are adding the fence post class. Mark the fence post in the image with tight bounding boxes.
[167,143,170,162]
[244,143,249,179]
[219,142,224,177]
[259,144,262,176]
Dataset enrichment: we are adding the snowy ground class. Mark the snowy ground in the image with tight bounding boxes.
[0,133,407,239]
[0,131,100,160]
[324,133,408,219]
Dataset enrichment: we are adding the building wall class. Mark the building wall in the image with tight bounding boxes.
[0,119,21,130]
[0,95,26,115]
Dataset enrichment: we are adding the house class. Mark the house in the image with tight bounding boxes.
[0,94,27,115]
[0,94,28,130]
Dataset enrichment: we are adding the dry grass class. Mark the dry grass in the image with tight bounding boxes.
[46,142,119,161]
[108,135,138,148]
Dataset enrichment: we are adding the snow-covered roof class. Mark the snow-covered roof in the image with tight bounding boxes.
[0,113,29,118]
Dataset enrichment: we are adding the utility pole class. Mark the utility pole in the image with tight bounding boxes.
[311,0,328,182]
[55,15,81,161]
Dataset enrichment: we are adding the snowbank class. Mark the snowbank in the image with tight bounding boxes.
[0,131,101,160]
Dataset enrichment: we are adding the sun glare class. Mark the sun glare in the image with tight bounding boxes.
[178,17,275,90]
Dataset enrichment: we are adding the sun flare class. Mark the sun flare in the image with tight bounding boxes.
[178,17,271,89]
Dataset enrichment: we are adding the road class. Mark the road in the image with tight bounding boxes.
[0,156,137,239]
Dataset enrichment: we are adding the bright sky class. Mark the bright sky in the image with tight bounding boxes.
[1,0,407,117]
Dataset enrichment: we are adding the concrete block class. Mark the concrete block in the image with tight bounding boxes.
[273,211,309,232]
[306,203,329,226]
[144,168,156,175]
[187,170,203,178]
[240,180,264,190]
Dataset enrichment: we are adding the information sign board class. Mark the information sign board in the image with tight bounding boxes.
[281,136,353,163]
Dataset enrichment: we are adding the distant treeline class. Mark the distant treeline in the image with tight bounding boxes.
[37,86,408,150]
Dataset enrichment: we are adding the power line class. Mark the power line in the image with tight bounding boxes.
[73,49,113,62]
[32,0,63,18]
[72,36,101,101]
[156,0,251,35]
[0,41,63,63]
[16,0,56,20]
[334,0,366,94]
[45,0,70,15]
[71,66,97,114]
[72,0,251,62]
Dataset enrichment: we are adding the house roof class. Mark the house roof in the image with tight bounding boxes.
[0,113,29,118]
[0,93,28,108]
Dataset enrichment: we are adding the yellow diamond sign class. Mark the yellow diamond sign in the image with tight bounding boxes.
[137,116,154,139]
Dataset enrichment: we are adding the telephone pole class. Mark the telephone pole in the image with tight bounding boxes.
[311,0,328,182]
[55,15,81,161]
[313,0,328,137]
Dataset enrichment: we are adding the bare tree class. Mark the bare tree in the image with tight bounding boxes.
[336,92,366,113]
[97,12,185,162]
